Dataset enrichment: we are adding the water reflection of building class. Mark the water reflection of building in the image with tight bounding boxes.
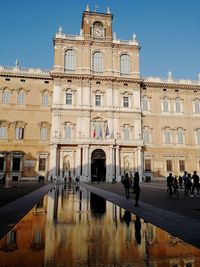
[0,196,47,266]
[0,186,200,266]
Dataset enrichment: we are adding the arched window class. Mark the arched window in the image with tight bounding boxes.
[164,131,171,144]
[162,97,169,112]
[15,121,26,140]
[174,98,181,113]
[143,129,150,144]
[195,129,200,145]
[18,90,26,105]
[0,121,8,139]
[120,54,130,74]
[123,126,130,141]
[92,52,103,72]
[40,127,48,140]
[64,50,76,70]
[42,92,49,106]
[177,130,184,144]
[2,90,10,104]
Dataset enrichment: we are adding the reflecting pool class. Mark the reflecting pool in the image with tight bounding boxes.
[0,184,200,267]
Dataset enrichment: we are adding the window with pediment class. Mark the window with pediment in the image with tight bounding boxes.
[195,129,200,145]
[174,97,182,113]
[64,122,75,139]
[142,96,150,112]
[120,54,130,75]
[0,121,8,139]
[194,98,200,114]
[40,122,50,141]
[163,128,172,144]
[162,97,170,112]
[64,49,76,71]
[41,91,49,106]
[176,128,184,144]
[123,124,132,141]
[143,127,151,144]
[15,121,26,140]
[92,51,103,72]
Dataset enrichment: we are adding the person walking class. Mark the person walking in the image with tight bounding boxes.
[134,172,140,207]
[192,171,199,196]
[182,171,188,196]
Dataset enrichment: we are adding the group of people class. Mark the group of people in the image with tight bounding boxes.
[167,171,200,197]
[121,172,140,207]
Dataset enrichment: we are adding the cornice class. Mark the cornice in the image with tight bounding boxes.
[50,72,142,84]
[144,81,200,90]
[0,73,52,81]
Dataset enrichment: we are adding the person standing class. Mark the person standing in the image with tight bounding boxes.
[192,171,199,196]
[123,173,130,199]
[182,171,188,196]
[134,172,140,207]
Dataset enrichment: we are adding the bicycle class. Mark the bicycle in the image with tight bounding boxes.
[167,185,179,199]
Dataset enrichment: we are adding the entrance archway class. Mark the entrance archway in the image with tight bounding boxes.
[91,149,106,182]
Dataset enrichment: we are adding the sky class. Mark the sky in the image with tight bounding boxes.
[0,0,200,80]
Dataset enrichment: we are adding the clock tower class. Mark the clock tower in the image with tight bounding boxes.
[81,5,113,40]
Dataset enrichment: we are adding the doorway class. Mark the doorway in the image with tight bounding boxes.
[91,149,106,182]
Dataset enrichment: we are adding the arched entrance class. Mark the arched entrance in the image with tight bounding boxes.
[91,149,106,182]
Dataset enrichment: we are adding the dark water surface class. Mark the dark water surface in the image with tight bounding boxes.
[0,184,200,267]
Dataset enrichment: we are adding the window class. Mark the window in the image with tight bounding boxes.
[196,131,200,145]
[194,99,200,113]
[144,159,151,171]
[143,129,150,144]
[123,96,129,108]
[179,160,185,172]
[66,92,72,105]
[2,90,10,104]
[166,160,173,172]
[40,127,48,140]
[64,50,76,70]
[15,127,24,139]
[95,95,101,106]
[123,127,130,141]
[12,155,21,171]
[39,157,46,171]
[120,54,130,74]
[42,93,48,106]
[164,131,171,144]
[18,91,25,104]
[177,130,184,144]
[65,126,71,139]
[142,98,148,111]
[0,156,4,171]
[92,52,103,72]
[163,98,169,112]
[175,98,181,113]
[0,127,7,139]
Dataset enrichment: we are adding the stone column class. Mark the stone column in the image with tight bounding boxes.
[116,146,120,178]
[137,147,142,181]
[82,145,89,180]
[49,144,58,179]
[106,146,113,181]
[75,146,81,176]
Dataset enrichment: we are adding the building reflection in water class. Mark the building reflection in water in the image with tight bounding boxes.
[0,184,199,267]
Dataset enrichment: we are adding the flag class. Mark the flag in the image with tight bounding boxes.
[105,123,110,137]
[98,127,102,139]
[92,123,96,138]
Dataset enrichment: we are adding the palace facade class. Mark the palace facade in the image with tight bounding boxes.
[0,6,200,182]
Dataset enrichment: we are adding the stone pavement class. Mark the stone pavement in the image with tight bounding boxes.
[0,182,53,239]
[81,181,200,249]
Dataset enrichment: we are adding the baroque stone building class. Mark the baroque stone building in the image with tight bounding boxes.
[0,6,200,181]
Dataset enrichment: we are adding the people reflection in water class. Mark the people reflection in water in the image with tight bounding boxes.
[134,172,140,207]
[134,215,141,245]
[122,210,131,226]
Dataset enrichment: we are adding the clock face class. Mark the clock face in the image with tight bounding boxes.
[93,23,103,37]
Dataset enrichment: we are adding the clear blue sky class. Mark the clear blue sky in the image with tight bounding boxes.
[0,0,199,80]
